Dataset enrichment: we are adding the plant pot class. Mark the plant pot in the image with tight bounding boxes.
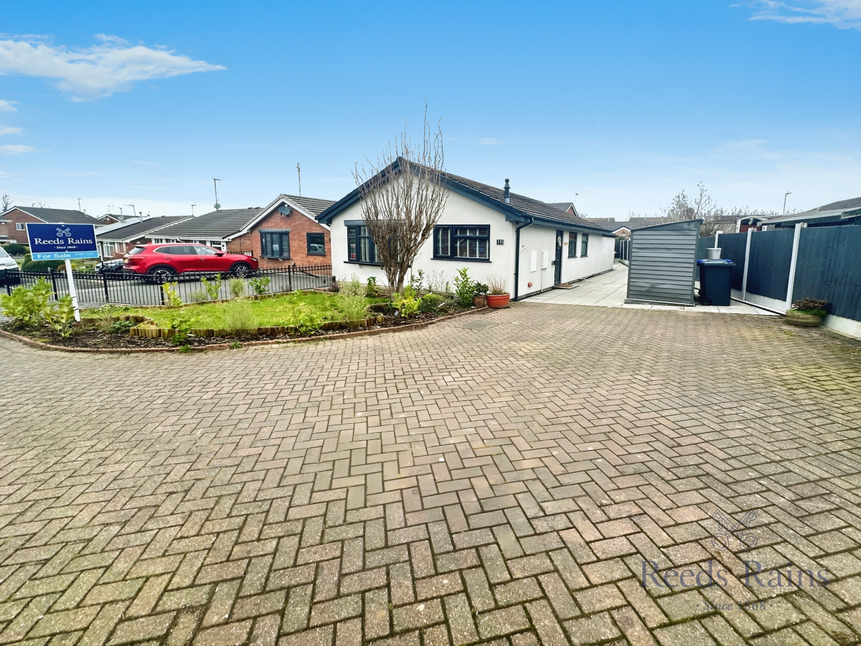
[486,294,510,309]
[785,310,823,327]
[472,295,486,308]
[706,248,722,260]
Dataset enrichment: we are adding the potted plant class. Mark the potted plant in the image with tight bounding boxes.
[473,283,488,308]
[486,276,510,309]
[785,298,829,327]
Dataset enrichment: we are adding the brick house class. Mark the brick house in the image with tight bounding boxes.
[148,196,333,269]
[0,206,103,244]
[225,195,334,269]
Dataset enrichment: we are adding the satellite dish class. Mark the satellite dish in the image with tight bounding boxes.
[214,203,221,210]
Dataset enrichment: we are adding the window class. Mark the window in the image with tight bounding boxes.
[155,245,193,255]
[580,234,589,257]
[568,232,577,258]
[16,223,25,231]
[194,245,218,256]
[261,231,290,259]
[433,225,490,261]
[307,232,325,256]
[347,225,378,264]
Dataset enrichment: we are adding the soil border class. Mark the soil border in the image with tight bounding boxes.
[0,306,499,354]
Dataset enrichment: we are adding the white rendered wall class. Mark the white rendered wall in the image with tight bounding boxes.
[329,185,517,292]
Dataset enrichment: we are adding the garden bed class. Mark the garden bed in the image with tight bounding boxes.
[0,293,481,351]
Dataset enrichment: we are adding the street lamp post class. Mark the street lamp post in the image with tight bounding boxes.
[213,179,221,210]
[783,192,792,216]
[191,204,196,217]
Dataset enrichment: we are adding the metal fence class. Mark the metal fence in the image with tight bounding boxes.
[1,264,334,308]
[614,238,631,262]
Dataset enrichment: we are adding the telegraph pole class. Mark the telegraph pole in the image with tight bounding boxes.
[213,178,221,210]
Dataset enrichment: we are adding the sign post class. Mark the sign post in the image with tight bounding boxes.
[26,223,99,322]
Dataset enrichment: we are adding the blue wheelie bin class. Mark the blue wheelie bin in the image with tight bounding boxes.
[697,259,735,306]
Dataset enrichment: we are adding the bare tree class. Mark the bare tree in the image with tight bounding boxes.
[1,193,11,211]
[352,111,447,293]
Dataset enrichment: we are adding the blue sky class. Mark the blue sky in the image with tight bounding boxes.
[1,0,859,220]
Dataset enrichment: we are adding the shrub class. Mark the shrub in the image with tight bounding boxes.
[393,287,420,318]
[168,310,194,345]
[338,277,369,321]
[200,274,223,301]
[366,276,378,297]
[0,279,53,327]
[21,254,65,272]
[791,298,829,316]
[473,283,488,296]
[248,276,270,296]
[109,319,135,334]
[3,243,28,255]
[161,282,183,307]
[222,300,257,334]
[426,270,447,294]
[488,275,508,295]
[453,268,475,307]
[43,295,76,338]
[418,293,443,313]
[294,312,322,336]
[409,270,425,293]
[229,277,246,298]
[187,289,209,303]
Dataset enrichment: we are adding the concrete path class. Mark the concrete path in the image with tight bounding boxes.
[0,303,858,645]
[530,263,774,316]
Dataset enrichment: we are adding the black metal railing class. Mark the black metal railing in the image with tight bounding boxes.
[1,264,334,308]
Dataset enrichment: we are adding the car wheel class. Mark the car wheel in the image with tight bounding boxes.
[148,266,176,284]
[230,262,252,278]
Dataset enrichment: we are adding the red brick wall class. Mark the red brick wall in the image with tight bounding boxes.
[227,210,331,270]
[0,209,41,244]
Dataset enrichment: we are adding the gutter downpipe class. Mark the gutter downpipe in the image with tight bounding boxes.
[513,216,534,301]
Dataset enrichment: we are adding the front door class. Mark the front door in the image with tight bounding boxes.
[554,230,563,285]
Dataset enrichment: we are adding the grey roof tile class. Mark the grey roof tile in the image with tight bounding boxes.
[9,206,100,225]
[153,208,261,239]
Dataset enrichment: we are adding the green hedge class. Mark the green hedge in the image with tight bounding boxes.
[2,243,28,255]
[20,254,65,272]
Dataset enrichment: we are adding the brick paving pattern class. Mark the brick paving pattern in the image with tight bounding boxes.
[0,304,860,645]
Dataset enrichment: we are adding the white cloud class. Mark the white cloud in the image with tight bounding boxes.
[0,126,22,136]
[744,0,861,29]
[479,138,501,145]
[0,100,16,112]
[0,144,35,154]
[0,35,225,100]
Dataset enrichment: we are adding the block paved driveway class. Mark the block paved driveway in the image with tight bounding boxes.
[1,304,860,646]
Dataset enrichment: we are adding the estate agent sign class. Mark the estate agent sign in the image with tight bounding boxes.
[26,223,99,261]
[25,222,99,322]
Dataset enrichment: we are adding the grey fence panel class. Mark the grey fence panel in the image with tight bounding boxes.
[714,232,748,290]
[794,226,861,320]
[746,229,794,301]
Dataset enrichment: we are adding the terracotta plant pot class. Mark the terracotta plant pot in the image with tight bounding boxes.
[785,311,823,327]
[473,295,486,308]
[486,294,510,309]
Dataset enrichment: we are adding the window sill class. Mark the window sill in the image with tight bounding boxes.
[344,260,382,266]
[262,256,291,260]
[307,253,326,257]
[431,257,491,263]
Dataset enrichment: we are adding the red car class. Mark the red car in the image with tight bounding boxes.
[123,243,259,283]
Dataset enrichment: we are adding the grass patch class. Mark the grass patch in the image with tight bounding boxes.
[83,291,381,329]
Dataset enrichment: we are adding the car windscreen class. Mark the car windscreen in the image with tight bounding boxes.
[0,247,9,259]
[127,247,145,255]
